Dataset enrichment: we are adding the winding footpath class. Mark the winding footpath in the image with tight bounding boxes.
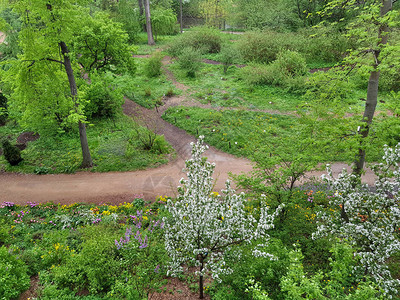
[0,55,377,205]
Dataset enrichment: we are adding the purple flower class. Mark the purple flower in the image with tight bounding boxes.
[154,265,160,273]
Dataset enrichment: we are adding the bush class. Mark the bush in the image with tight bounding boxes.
[0,246,30,300]
[218,45,240,74]
[237,31,293,63]
[177,47,202,77]
[239,51,307,89]
[237,28,348,65]
[50,225,120,293]
[301,27,349,64]
[144,52,163,78]
[2,139,23,166]
[274,50,307,78]
[239,63,279,86]
[168,26,222,57]
[83,72,124,120]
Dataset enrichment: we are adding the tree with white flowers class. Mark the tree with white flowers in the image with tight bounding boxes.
[313,143,400,298]
[164,136,282,299]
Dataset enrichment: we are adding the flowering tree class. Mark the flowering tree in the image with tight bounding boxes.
[164,136,282,299]
[313,143,400,297]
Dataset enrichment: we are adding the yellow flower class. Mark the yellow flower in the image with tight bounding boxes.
[102,210,111,216]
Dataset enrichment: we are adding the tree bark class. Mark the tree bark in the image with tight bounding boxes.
[199,255,204,299]
[144,0,155,45]
[59,41,93,168]
[138,0,146,32]
[179,0,183,33]
[353,0,392,176]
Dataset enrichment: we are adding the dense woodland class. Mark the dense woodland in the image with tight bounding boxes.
[0,0,400,299]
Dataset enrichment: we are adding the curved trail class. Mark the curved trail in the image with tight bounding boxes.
[0,56,377,205]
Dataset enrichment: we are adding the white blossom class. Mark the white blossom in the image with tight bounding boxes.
[164,136,282,283]
[313,143,400,297]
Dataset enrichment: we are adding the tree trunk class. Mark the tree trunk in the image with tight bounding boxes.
[199,255,204,299]
[144,0,155,45]
[138,0,146,32]
[353,0,392,176]
[179,0,183,33]
[59,41,93,168]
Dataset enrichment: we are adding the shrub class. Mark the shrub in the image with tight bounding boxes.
[51,225,120,293]
[239,63,279,86]
[218,45,240,74]
[2,139,23,166]
[83,72,124,120]
[144,52,163,78]
[177,47,202,77]
[301,26,349,64]
[274,50,307,78]
[0,246,30,300]
[237,31,291,63]
[168,26,222,57]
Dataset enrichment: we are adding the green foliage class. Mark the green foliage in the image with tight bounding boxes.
[177,47,202,77]
[50,224,120,293]
[237,28,348,65]
[0,92,8,125]
[74,11,136,75]
[168,26,223,56]
[0,8,21,61]
[237,31,283,63]
[275,50,308,78]
[211,239,291,300]
[0,115,171,173]
[151,8,178,40]
[239,50,307,92]
[0,246,30,300]
[218,44,240,74]
[144,52,163,78]
[280,243,385,299]
[1,139,22,166]
[228,0,302,31]
[115,0,142,43]
[83,72,124,120]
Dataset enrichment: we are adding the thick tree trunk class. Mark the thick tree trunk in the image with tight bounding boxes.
[59,41,93,168]
[180,0,183,33]
[353,0,391,176]
[138,0,146,32]
[144,0,155,45]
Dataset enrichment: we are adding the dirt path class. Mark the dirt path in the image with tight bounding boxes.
[0,56,378,205]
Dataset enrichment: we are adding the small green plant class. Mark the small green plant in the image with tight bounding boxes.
[219,45,239,74]
[2,139,23,166]
[144,52,163,78]
[83,72,124,120]
[177,47,202,78]
[165,88,174,97]
[145,88,152,97]
[34,166,51,175]
[0,246,30,300]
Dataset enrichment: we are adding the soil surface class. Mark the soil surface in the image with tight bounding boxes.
[0,55,377,205]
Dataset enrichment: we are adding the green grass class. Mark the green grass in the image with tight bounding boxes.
[114,57,180,109]
[0,114,172,174]
[134,33,176,55]
[162,106,398,163]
